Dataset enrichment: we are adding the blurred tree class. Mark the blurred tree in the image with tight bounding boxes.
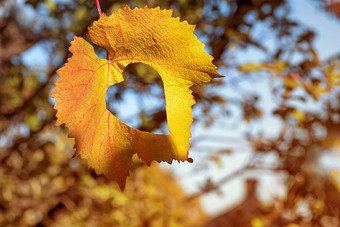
[0,127,205,226]
[1,0,340,226]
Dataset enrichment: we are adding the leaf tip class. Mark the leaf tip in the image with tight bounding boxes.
[214,72,225,79]
[122,5,131,11]
[118,182,126,191]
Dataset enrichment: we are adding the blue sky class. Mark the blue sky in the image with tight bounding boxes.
[289,0,340,59]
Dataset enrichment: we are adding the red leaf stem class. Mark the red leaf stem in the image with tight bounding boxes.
[95,0,102,16]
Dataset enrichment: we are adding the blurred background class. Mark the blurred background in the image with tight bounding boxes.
[1,0,340,226]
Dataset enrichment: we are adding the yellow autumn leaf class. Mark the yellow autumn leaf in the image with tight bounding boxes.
[51,6,221,189]
[283,77,300,88]
[238,61,287,73]
[292,109,305,122]
[238,63,274,73]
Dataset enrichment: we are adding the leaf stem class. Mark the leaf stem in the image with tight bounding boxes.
[94,0,108,59]
[95,0,102,16]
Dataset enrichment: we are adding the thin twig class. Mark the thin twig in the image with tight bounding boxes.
[95,0,102,16]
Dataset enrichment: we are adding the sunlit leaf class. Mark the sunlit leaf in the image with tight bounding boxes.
[51,6,221,189]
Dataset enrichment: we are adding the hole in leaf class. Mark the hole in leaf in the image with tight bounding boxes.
[93,44,107,59]
[105,63,169,135]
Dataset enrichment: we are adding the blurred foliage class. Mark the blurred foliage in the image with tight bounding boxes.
[1,0,340,226]
[0,126,205,226]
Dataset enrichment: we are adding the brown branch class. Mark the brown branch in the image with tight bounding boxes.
[185,155,280,202]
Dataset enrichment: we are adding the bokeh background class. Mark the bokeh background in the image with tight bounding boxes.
[1,0,340,226]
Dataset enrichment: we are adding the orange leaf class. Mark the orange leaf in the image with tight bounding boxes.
[51,6,221,189]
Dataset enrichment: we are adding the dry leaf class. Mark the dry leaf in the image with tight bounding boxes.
[51,6,221,189]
